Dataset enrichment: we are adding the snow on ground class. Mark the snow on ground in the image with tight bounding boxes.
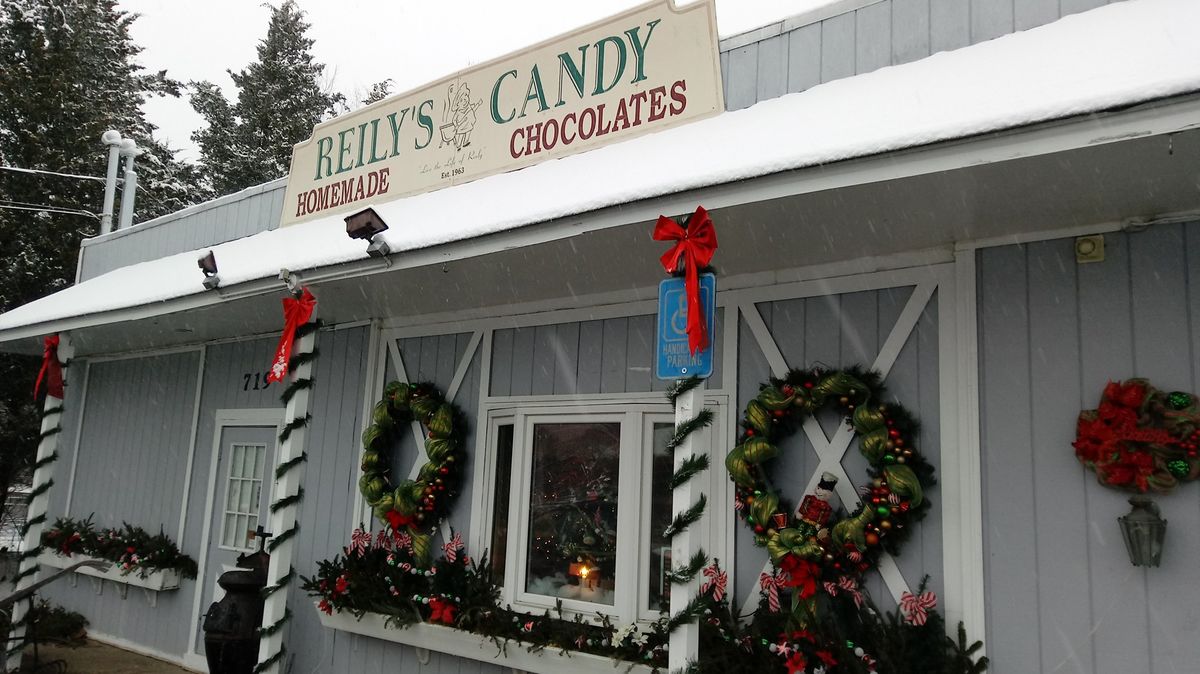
[1,0,1198,334]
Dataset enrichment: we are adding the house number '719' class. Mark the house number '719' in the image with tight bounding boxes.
[243,371,273,391]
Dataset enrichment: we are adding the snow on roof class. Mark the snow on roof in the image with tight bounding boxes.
[1,0,1197,335]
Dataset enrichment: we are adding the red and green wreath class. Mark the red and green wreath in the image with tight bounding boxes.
[725,367,935,623]
[359,381,466,564]
[1073,379,1200,492]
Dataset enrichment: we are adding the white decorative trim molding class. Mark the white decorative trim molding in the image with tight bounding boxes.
[317,607,654,674]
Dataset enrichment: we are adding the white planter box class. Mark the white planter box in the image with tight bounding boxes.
[317,606,655,674]
[38,552,182,594]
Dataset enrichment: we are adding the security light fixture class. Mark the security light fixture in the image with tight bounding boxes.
[198,250,220,290]
[1118,495,1167,567]
[345,207,391,258]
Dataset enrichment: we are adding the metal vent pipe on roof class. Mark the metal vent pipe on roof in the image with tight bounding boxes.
[99,130,123,235]
[116,138,141,231]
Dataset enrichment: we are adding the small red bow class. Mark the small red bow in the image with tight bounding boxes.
[266,288,316,384]
[428,597,457,625]
[900,590,938,626]
[34,335,64,399]
[653,206,717,355]
[385,509,415,532]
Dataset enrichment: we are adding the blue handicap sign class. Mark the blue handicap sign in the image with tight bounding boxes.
[656,273,716,380]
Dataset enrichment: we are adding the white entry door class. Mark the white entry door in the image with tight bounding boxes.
[193,424,276,658]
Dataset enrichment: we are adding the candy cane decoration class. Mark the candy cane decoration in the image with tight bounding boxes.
[442,531,462,563]
[701,563,727,602]
[374,528,392,550]
[349,528,371,557]
[759,571,786,613]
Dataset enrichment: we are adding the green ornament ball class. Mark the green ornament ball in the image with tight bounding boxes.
[1167,459,1190,478]
[1168,391,1192,410]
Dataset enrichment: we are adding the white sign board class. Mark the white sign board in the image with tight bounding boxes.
[280,0,723,227]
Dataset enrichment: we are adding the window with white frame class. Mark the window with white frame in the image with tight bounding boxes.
[485,404,682,622]
[220,443,266,550]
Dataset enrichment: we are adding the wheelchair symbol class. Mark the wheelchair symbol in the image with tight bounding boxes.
[666,290,688,341]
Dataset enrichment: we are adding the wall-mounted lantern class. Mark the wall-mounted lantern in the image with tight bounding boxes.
[1118,495,1166,567]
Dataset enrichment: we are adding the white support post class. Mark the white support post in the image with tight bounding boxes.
[7,333,72,672]
[256,323,318,674]
[668,381,705,672]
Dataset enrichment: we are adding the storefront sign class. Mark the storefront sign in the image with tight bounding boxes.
[280,0,722,227]
[656,273,715,379]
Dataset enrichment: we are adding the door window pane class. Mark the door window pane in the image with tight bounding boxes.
[525,422,620,605]
[220,443,266,551]
[490,424,514,585]
[647,423,674,610]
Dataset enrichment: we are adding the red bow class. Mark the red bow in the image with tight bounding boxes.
[266,288,316,384]
[653,206,717,355]
[429,598,457,625]
[701,562,727,602]
[385,510,415,532]
[34,335,64,400]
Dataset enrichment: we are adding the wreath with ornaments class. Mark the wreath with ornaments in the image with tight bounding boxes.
[1073,379,1200,492]
[726,366,936,623]
[359,381,466,564]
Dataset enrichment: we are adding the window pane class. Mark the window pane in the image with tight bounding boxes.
[253,446,264,476]
[490,424,514,585]
[647,423,674,610]
[223,514,237,547]
[226,481,241,510]
[525,422,620,606]
[238,479,253,511]
[231,445,244,478]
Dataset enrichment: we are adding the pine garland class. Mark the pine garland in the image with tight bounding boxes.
[278,377,314,405]
[665,549,708,585]
[667,376,704,405]
[28,479,54,500]
[37,426,61,441]
[256,609,293,638]
[277,413,312,443]
[663,494,707,540]
[41,406,63,419]
[670,455,710,490]
[32,451,58,470]
[274,453,307,480]
[19,514,46,538]
[262,566,295,599]
[667,409,714,451]
[267,524,298,552]
[269,488,304,513]
[252,645,287,674]
[666,595,707,633]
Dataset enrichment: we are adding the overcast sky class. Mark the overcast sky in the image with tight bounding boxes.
[117,0,835,162]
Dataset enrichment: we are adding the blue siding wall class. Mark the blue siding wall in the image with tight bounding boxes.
[978,222,1200,674]
[40,350,202,657]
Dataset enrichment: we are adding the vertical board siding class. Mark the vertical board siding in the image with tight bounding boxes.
[978,223,1200,674]
[489,313,724,397]
[732,286,942,610]
[39,349,201,657]
[855,1,893,75]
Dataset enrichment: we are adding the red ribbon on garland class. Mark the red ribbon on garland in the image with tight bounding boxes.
[34,335,64,400]
[266,288,316,384]
[653,205,717,355]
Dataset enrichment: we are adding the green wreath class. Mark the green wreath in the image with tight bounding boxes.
[726,367,935,615]
[360,381,466,564]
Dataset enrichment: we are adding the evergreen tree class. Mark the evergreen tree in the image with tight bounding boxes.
[0,0,203,522]
[361,79,394,107]
[190,0,345,196]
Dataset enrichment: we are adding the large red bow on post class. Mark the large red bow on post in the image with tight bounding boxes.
[34,335,64,400]
[653,205,717,355]
[266,288,317,384]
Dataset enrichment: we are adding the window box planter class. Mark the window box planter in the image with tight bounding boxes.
[38,552,182,605]
[316,605,655,674]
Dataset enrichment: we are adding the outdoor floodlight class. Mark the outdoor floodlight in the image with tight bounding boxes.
[198,250,220,290]
[1118,495,1167,567]
[345,207,391,258]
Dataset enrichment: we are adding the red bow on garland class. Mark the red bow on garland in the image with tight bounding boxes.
[266,288,316,384]
[428,597,457,625]
[653,205,717,355]
[34,335,64,400]
[385,509,416,532]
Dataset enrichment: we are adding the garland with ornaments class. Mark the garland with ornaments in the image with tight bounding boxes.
[1073,379,1200,492]
[726,366,935,626]
[41,516,197,579]
[358,380,467,566]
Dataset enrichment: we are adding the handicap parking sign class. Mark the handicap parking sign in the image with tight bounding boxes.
[656,273,716,380]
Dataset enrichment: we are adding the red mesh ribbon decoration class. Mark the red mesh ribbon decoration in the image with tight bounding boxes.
[34,335,64,400]
[653,205,717,355]
[266,288,317,383]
